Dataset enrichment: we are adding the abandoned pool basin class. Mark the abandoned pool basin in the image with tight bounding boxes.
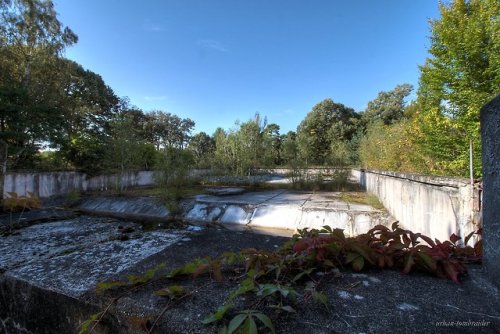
[78,189,393,236]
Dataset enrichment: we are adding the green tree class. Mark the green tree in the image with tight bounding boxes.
[56,60,119,171]
[0,0,77,171]
[145,111,195,149]
[188,132,215,168]
[262,123,281,166]
[363,84,413,125]
[296,99,360,165]
[154,147,195,213]
[280,131,298,165]
[417,0,500,176]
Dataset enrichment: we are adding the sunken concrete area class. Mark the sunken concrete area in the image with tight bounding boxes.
[1,190,498,333]
[1,219,499,333]
[187,189,393,236]
[77,189,392,236]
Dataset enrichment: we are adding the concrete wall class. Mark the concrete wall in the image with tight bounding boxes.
[351,169,479,242]
[3,171,155,198]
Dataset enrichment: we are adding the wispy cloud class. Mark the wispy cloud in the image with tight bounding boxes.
[142,20,165,32]
[144,96,167,101]
[196,39,228,52]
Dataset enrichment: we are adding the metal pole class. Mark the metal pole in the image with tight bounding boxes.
[469,139,474,187]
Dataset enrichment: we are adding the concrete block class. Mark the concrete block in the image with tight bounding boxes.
[480,94,500,288]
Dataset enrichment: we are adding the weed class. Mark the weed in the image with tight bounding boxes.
[87,224,482,333]
[341,192,385,210]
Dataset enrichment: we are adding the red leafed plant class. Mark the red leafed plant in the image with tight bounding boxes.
[291,222,482,283]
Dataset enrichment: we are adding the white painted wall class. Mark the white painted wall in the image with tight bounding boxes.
[3,171,156,198]
[351,169,478,242]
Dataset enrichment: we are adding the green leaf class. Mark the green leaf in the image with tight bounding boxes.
[254,313,276,334]
[279,305,296,313]
[167,259,203,278]
[242,317,258,334]
[227,314,247,334]
[345,252,359,264]
[95,280,126,294]
[350,244,374,265]
[352,256,364,272]
[218,326,228,334]
[292,268,314,282]
[320,225,333,233]
[312,291,329,309]
[202,303,233,324]
[258,284,279,297]
[154,285,187,298]
[416,251,437,272]
[403,254,414,274]
[78,312,101,334]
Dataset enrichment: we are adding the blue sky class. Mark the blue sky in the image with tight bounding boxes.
[54,0,440,135]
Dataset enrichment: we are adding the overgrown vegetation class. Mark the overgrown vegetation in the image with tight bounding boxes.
[1,0,498,189]
[154,147,197,213]
[84,223,482,333]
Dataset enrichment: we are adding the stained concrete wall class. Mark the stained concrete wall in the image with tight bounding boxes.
[351,169,478,242]
[480,94,500,288]
[3,171,155,198]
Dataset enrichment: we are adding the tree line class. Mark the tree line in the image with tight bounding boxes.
[1,0,498,179]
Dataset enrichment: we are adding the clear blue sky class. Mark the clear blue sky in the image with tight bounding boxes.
[54,0,440,135]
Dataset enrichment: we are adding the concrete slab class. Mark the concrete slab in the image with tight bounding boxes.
[79,197,170,221]
[0,216,186,298]
[1,219,498,334]
[249,205,301,230]
[195,190,285,205]
[189,190,392,236]
[220,205,250,225]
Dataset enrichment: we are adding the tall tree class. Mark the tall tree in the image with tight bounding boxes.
[363,84,413,125]
[296,98,359,165]
[145,111,195,149]
[416,0,499,176]
[188,132,215,168]
[0,0,77,174]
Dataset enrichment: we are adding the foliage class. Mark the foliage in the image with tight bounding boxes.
[358,120,422,172]
[415,0,500,177]
[296,98,360,166]
[340,192,385,210]
[154,147,195,213]
[188,131,215,168]
[90,223,482,333]
[1,191,41,212]
[362,84,413,125]
[219,310,276,334]
[211,113,270,175]
[280,131,298,165]
[145,110,195,150]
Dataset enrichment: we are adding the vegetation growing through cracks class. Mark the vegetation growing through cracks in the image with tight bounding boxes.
[81,223,482,334]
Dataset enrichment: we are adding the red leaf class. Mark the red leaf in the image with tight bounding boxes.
[443,262,460,283]
[377,256,385,268]
[391,221,400,231]
[449,233,461,244]
[474,239,483,256]
[419,235,436,247]
[293,239,310,253]
[464,231,476,246]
